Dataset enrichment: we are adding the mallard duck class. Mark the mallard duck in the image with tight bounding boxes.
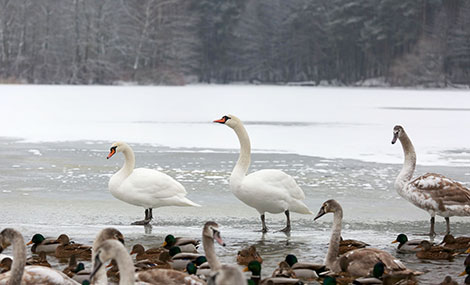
[26,251,51,267]
[55,234,92,260]
[245,260,302,285]
[339,238,369,255]
[415,240,457,260]
[392,125,470,237]
[391,234,424,253]
[91,239,205,285]
[459,265,470,285]
[237,245,263,265]
[0,228,79,284]
[62,255,85,278]
[169,246,202,271]
[130,244,166,261]
[283,254,326,280]
[0,257,12,273]
[272,261,296,278]
[439,275,458,285]
[26,233,61,254]
[314,200,421,277]
[352,262,418,285]
[440,234,470,252]
[163,234,199,253]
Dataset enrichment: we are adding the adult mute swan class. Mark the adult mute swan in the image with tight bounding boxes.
[0,228,79,285]
[107,142,201,225]
[214,115,312,232]
[314,200,419,278]
[392,125,470,237]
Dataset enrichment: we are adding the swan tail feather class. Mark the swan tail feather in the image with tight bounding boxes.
[289,200,313,214]
[178,196,201,207]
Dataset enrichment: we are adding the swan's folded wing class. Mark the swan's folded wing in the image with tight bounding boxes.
[249,169,305,200]
[125,168,187,198]
[410,173,470,209]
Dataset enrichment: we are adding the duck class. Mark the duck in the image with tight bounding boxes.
[130,244,166,261]
[392,125,470,237]
[54,234,92,260]
[459,264,470,285]
[339,238,369,255]
[163,234,199,253]
[352,261,418,285]
[62,255,85,278]
[391,234,425,253]
[107,141,201,225]
[26,233,61,254]
[26,251,51,267]
[91,227,125,285]
[440,234,470,251]
[314,200,420,277]
[168,246,202,271]
[283,254,326,280]
[202,221,245,284]
[0,258,11,273]
[415,240,457,260]
[0,228,79,284]
[237,245,263,265]
[245,260,302,285]
[439,275,458,285]
[91,239,205,285]
[214,115,312,232]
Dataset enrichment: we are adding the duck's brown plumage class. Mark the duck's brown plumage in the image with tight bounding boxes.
[54,234,92,260]
[339,238,369,255]
[440,234,470,251]
[237,245,263,265]
[130,244,166,261]
[416,240,456,260]
[26,251,51,267]
[272,261,296,278]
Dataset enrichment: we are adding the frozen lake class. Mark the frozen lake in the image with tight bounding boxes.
[1,85,470,283]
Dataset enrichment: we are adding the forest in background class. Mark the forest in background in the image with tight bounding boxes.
[0,0,469,87]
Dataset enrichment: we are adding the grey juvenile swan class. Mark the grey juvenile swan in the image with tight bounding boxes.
[314,200,419,278]
[392,125,470,237]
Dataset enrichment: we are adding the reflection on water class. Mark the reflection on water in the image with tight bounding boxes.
[0,139,469,283]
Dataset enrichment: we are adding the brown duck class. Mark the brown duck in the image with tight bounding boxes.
[237,245,263,265]
[416,240,457,260]
[26,251,51,267]
[440,234,470,252]
[130,244,166,261]
[339,237,369,255]
[54,234,92,260]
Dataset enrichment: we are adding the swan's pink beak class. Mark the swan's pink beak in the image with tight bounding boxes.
[214,231,225,247]
[107,149,116,159]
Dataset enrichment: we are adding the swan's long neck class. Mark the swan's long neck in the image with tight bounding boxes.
[116,146,135,179]
[202,235,222,271]
[230,123,251,189]
[395,131,416,193]
[2,229,26,285]
[112,244,136,285]
[325,209,342,270]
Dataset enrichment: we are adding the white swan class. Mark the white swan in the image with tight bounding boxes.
[392,125,470,237]
[314,200,419,278]
[202,221,245,284]
[107,142,201,225]
[0,228,79,285]
[214,115,312,232]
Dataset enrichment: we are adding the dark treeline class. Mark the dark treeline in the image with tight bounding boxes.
[0,0,469,86]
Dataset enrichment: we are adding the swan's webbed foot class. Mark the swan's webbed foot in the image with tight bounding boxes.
[131,219,151,225]
[278,225,291,233]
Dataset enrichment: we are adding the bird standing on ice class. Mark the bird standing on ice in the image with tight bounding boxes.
[107,142,200,225]
[392,125,470,237]
[214,115,312,233]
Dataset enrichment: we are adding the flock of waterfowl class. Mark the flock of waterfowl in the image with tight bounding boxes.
[1,114,470,284]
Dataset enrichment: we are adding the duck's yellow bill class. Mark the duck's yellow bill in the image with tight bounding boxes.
[391,240,398,244]
[459,270,466,277]
[26,240,33,246]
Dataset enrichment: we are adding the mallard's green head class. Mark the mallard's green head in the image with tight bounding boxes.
[323,276,337,285]
[28,234,45,245]
[247,280,256,285]
[169,246,181,257]
[392,234,408,245]
[372,262,385,278]
[163,234,176,247]
[244,260,261,276]
[285,254,298,267]
[186,262,197,275]
[82,280,90,285]
[74,262,85,273]
[195,256,207,266]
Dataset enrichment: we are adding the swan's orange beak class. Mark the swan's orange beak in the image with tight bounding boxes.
[107,148,116,159]
[213,117,226,124]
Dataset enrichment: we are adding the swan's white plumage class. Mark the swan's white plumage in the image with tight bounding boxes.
[108,142,200,209]
[0,265,79,285]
